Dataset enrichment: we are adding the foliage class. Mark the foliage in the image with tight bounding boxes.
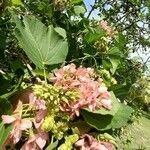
[0,0,149,149]
[129,76,150,110]
[13,14,68,69]
[81,92,133,131]
[0,122,12,148]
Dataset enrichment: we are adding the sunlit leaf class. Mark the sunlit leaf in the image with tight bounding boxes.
[109,56,120,74]
[46,140,58,150]
[85,27,105,43]
[13,15,68,69]
[74,5,86,15]
[11,0,23,6]
[71,0,83,4]
[81,92,133,131]
[107,47,123,57]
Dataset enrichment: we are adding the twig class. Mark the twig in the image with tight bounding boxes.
[87,0,98,19]
[144,56,150,65]
[136,49,144,64]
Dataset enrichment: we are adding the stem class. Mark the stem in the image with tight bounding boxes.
[51,135,54,144]
[44,67,47,83]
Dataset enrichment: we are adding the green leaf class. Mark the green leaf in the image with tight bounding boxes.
[85,27,105,43]
[102,59,112,70]
[110,103,133,129]
[109,56,120,74]
[71,0,83,5]
[74,5,86,15]
[81,92,133,131]
[107,47,123,57]
[114,33,126,50]
[110,84,131,98]
[46,140,58,150]
[0,122,12,148]
[13,15,68,69]
[81,110,113,130]
[11,0,23,6]
[54,27,67,38]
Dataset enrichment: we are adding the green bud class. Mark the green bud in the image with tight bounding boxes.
[42,116,55,131]
[103,133,116,141]
[58,134,79,150]
[110,78,117,85]
[101,69,111,79]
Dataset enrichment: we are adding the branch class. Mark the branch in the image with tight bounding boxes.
[144,56,150,65]
[87,0,97,19]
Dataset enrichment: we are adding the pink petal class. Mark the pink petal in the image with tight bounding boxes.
[101,142,114,150]
[13,101,23,114]
[21,139,37,150]
[34,119,43,129]
[38,132,49,140]
[2,115,16,124]
[82,134,94,144]
[35,100,46,110]
[29,92,36,105]
[75,109,80,117]
[94,144,108,150]
[98,86,107,93]
[27,135,36,144]
[101,99,112,110]
[13,129,22,144]
[21,142,32,150]
[36,137,46,149]
[75,139,85,147]
[20,119,32,130]
[35,109,47,123]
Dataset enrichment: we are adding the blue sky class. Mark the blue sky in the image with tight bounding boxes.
[84,0,94,10]
[84,0,99,18]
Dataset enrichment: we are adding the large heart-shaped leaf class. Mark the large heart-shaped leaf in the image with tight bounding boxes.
[81,92,133,131]
[13,15,68,68]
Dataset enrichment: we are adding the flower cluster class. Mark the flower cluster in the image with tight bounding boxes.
[99,20,114,35]
[50,63,112,117]
[1,64,113,149]
[1,93,49,149]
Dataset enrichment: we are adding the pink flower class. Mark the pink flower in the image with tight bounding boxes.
[50,64,112,117]
[99,20,113,35]
[75,134,114,150]
[34,109,47,129]
[21,132,48,150]
[35,100,46,110]
[28,93,47,129]
[2,115,32,144]
[28,92,46,111]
